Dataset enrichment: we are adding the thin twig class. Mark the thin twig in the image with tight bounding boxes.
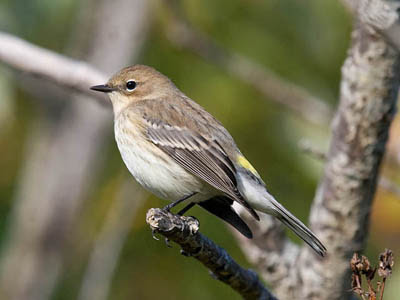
[0,1,149,299]
[298,139,327,161]
[146,208,277,300]
[377,249,394,300]
[378,278,385,300]
[163,1,333,126]
[378,176,400,200]
[0,31,108,105]
[299,139,400,201]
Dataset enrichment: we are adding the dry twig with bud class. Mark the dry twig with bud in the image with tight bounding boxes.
[350,249,394,300]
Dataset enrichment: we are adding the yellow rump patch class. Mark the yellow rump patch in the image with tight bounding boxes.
[237,155,259,176]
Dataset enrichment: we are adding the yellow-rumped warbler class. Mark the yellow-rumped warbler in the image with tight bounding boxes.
[91,65,326,256]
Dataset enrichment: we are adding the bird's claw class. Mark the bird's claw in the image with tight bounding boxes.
[151,230,172,248]
[189,215,199,223]
[209,270,218,280]
[165,238,172,248]
[151,229,159,241]
[180,250,191,257]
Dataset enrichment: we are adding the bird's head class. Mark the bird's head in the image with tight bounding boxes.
[91,65,178,115]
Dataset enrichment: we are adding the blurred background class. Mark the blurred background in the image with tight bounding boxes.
[0,0,399,299]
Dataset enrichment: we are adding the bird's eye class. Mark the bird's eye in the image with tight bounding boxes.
[126,80,136,91]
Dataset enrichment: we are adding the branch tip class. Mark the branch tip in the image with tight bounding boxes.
[145,208,277,300]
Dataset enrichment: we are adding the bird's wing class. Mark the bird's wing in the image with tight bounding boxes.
[198,196,253,238]
[144,116,259,220]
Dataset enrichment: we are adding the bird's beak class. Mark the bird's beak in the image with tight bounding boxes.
[90,84,116,93]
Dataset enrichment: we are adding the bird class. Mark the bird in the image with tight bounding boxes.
[90,65,327,257]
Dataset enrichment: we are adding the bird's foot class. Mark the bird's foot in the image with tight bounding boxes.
[151,229,160,241]
[161,202,174,212]
[161,192,197,213]
[152,229,172,248]
[165,238,172,248]
[180,250,191,257]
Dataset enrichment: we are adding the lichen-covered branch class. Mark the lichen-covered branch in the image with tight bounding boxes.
[0,1,398,299]
[146,208,277,300]
[230,1,400,299]
[341,0,400,52]
[287,3,400,300]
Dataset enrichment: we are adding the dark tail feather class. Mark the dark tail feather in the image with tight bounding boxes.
[199,196,253,239]
[272,201,327,257]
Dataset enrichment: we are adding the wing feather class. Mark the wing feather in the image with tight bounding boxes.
[146,118,259,220]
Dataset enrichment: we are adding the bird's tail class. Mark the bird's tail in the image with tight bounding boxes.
[270,198,326,257]
[236,170,326,256]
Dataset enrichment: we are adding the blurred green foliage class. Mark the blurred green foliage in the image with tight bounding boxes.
[0,0,398,299]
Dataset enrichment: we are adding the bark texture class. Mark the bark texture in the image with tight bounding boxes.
[146,208,277,300]
[297,21,400,300]
[233,2,400,299]
[0,1,399,299]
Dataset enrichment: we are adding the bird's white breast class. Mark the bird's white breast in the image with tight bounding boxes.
[114,115,209,202]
